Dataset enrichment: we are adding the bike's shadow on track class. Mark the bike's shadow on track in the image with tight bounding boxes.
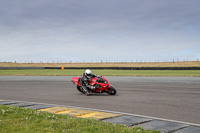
[76,93,118,96]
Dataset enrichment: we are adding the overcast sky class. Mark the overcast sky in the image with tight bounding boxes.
[0,0,200,63]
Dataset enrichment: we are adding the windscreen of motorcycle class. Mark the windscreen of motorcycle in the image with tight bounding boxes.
[96,77,107,84]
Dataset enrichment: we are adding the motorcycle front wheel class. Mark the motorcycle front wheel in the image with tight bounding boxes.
[107,86,117,95]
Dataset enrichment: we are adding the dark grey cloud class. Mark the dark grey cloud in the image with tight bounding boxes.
[0,0,200,62]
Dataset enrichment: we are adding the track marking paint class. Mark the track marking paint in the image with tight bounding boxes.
[4,99,200,127]
[77,111,123,119]
[39,107,74,113]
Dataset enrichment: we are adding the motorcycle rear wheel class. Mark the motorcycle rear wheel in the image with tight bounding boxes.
[107,86,117,95]
[77,85,84,94]
[77,85,91,96]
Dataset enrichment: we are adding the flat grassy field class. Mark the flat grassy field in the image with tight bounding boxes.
[0,105,158,133]
[0,61,200,67]
[0,69,200,76]
[1,61,199,77]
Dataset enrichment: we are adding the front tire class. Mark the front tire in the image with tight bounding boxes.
[107,86,117,95]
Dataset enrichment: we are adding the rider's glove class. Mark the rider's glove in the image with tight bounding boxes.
[90,86,96,89]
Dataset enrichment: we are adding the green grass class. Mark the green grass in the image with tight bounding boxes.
[0,69,200,76]
[0,105,158,133]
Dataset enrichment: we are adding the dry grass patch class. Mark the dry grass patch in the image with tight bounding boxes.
[0,61,200,67]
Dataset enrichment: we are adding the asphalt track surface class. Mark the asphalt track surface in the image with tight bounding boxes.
[0,76,199,124]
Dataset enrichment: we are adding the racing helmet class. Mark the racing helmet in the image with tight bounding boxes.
[85,69,92,78]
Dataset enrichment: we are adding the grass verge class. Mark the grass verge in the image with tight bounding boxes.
[0,105,158,133]
[0,69,200,76]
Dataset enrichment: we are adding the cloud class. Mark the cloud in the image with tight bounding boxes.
[0,0,200,62]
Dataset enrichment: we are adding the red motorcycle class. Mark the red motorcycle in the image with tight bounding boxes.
[71,76,117,96]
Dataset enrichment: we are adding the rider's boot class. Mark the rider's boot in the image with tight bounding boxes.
[83,86,91,96]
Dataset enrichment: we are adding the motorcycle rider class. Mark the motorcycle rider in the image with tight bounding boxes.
[80,69,97,95]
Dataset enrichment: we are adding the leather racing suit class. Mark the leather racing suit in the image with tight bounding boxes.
[80,73,97,94]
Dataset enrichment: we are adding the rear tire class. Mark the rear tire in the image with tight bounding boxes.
[77,85,84,94]
[107,86,117,95]
[78,85,91,96]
